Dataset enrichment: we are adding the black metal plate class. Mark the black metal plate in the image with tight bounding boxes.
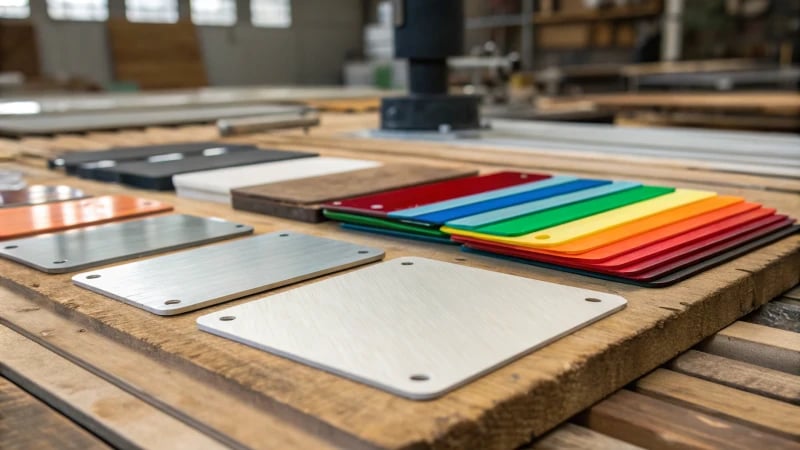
[111,149,318,190]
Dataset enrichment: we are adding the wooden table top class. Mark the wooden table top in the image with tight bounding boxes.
[0,113,797,449]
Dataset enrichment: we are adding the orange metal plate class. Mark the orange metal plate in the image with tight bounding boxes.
[453,202,772,264]
[0,195,172,240]
[537,196,748,255]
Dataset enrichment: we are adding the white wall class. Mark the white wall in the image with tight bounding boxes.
[2,0,364,87]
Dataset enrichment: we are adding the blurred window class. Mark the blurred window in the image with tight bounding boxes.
[191,0,236,26]
[0,0,29,18]
[47,0,108,20]
[251,0,290,28]
[126,0,178,23]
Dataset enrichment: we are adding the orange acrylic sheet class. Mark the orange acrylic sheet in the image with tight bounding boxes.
[453,202,772,264]
[0,195,172,240]
[526,195,746,255]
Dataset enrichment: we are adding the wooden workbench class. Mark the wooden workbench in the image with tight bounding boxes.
[0,113,798,449]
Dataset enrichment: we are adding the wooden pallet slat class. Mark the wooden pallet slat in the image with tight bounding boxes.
[526,422,644,450]
[635,369,800,440]
[699,321,800,375]
[0,377,110,450]
[582,389,800,450]
[669,350,800,405]
[0,326,227,449]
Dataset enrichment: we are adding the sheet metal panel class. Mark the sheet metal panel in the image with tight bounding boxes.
[0,214,253,273]
[197,257,626,399]
[73,232,384,315]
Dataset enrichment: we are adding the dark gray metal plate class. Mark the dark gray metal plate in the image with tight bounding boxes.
[197,257,627,399]
[73,232,385,315]
[0,214,253,273]
[0,185,88,208]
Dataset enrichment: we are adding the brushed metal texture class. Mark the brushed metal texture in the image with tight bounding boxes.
[73,232,385,315]
[197,257,627,399]
[0,214,253,273]
[0,185,88,208]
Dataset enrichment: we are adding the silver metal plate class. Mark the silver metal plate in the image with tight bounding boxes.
[0,214,253,273]
[73,232,385,315]
[197,257,627,399]
[0,185,87,208]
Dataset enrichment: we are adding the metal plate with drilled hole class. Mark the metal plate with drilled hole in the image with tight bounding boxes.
[197,257,626,399]
[0,185,88,208]
[73,232,385,315]
[49,142,255,173]
[0,214,253,273]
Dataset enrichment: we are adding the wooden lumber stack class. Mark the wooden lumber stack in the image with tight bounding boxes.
[107,20,207,90]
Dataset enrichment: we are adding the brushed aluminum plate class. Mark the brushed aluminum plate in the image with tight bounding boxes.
[197,257,627,399]
[0,214,253,273]
[0,185,88,208]
[73,232,385,315]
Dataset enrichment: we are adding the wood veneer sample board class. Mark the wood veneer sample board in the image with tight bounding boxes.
[231,163,478,223]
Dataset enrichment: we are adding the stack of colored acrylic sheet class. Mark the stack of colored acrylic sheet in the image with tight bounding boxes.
[324,171,797,286]
[323,171,555,243]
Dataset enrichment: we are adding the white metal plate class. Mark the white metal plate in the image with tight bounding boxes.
[173,157,381,204]
[0,214,253,273]
[197,257,627,399]
[73,232,384,315]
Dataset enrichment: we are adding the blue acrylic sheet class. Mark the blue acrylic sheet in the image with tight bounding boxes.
[389,177,612,226]
[445,181,641,230]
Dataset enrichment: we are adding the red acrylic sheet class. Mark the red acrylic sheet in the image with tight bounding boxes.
[323,171,549,218]
[452,203,771,263]
[597,213,788,273]
[457,214,792,280]
[626,216,793,280]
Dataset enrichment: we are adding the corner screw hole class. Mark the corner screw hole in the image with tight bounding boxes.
[4,245,17,250]
[409,374,429,381]
[220,316,236,321]
[401,261,414,266]
[585,297,602,303]
[87,274,101,279]
[164,299,181,305]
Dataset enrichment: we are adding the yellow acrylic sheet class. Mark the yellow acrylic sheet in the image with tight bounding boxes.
[442,189,717,248]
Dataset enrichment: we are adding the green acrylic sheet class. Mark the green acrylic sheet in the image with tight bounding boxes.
[471,185,675,237]
[323,210,449,238]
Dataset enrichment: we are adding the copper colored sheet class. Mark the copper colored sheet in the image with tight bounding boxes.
[0,195,172,240]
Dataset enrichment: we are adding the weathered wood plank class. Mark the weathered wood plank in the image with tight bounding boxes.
[581,389,800,450]
[0,285,353,450]
[635,369,800,440]
[0,326,227,449]
[231,163,478,222]
[0,376,110,450]
[668,350,800,405]
[525,423,644,450]
[699,321,800,374]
